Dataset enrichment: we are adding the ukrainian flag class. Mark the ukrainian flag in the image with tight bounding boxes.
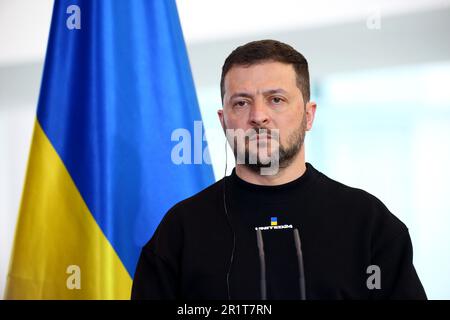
[5,0,213,299]
[271,217,278,226]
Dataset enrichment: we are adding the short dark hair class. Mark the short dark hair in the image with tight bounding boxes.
[220,39,310,104]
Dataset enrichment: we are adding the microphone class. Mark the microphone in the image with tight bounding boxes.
[256,229,267,300]
[293,228,306,300]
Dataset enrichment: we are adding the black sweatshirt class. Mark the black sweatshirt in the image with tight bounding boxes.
[131,163,426,300]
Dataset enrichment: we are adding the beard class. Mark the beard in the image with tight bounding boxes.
[232,112,307,174]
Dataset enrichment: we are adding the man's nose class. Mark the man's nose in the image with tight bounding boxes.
[248,99,269,127]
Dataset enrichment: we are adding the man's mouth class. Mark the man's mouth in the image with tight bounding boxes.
[249,134,271,142]
[249,129,272,141]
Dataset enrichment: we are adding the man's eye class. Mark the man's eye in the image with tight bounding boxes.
[271,97,283,104]
[234,100,248,107]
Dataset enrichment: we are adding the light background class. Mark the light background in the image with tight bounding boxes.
[1,0,450,299]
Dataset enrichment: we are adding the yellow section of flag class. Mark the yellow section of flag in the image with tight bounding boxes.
[5,120,132,299]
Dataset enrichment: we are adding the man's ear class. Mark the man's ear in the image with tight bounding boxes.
[218,109,225,131]
[305,101,317,131]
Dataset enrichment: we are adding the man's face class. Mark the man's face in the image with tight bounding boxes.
[218,61,315,171]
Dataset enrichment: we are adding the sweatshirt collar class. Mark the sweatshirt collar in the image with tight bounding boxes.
[228,162,317,202]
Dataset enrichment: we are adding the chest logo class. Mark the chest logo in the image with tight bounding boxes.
[270,217,278,226]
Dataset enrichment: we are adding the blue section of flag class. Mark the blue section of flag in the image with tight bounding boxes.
[36,0,214,277]
[271,217,277,222]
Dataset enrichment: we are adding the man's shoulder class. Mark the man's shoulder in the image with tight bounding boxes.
[313,167,408,233]
[170,178,224,213]
[313,167,382,206]
[157,178,224,227]
[313,167,378,202]
[143,179,224,250]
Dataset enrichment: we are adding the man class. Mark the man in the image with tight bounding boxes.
[131,40,426,300]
